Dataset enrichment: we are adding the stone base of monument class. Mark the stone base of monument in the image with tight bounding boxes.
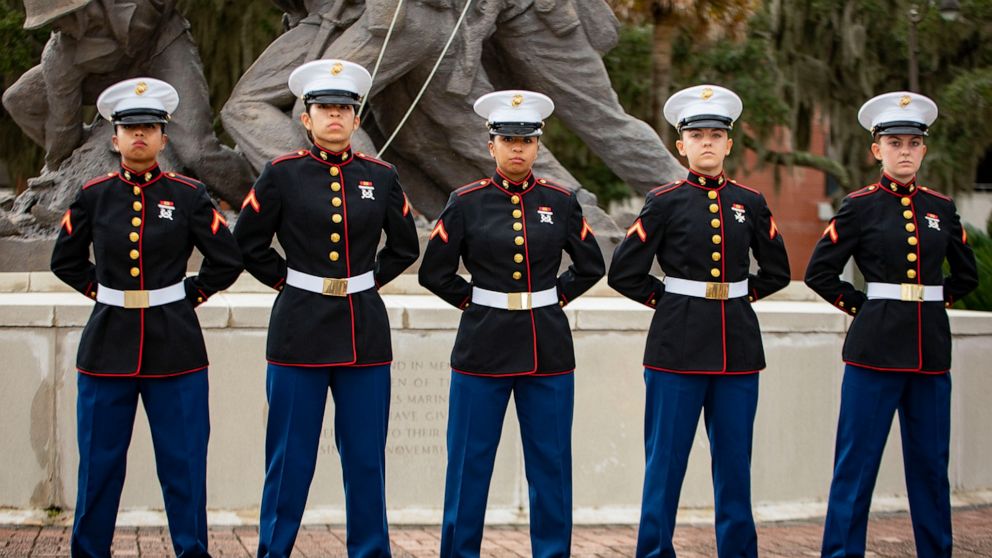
[2,273,990,523]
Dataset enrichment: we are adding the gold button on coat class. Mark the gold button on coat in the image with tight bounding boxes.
[903,210,913,219]
[131,217,141,227]
[511,195,520,204]
[512,209,522,218]
[514,254,524,263]
[130,267,140,277]
[710,268,721,278]
[332,214,343,223]
[908,236,918,246]
[129,232,139,242]
[708,191,718,200]
[907,253,917,262]
[712,234,722,244]
[129,250,139,260]
[709,204,719,213]
[907,269,917,279]
[332,197,342,207]
[905,223,916,232]
[133,186,141,196]
[512,271,522,280]
[901,197,911,206]
[331,233,341,243]
[712,252,721,261]
[331,182,341,191]
[330,167,339,176]
[132,201,142,211]
[711,219,721,228]
[329,251,339,261]
[514,236,524,246]
[513,222,523,231]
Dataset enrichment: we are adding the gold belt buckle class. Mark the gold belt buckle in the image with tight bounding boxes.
[123,290,150,309]
[322,277,349,297]
[705,282,730,300]
[507,292,532,310]
[901,283,924,302]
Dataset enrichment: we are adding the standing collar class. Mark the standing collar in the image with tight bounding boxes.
[119,162,162,186]
[310,143,354,166]
[492,168,537,194]
[880,172,918,196]
[686,169,727,190]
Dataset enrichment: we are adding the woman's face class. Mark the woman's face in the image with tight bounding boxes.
[489,135,539,181]
[871,134,927,183]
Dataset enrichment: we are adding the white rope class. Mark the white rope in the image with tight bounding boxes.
[378,0,474,155]
[358,0,406,118]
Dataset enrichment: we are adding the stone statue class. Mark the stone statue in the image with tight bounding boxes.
[1,0,684,268]
[2,0,254,207]
[221,0,683,218]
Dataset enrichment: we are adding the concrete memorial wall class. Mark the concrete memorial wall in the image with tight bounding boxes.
[1,273,990,523]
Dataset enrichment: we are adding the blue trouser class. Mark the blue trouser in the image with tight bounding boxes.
[72,370,211,558]
[440,372,574,558]
[821,364,952,558]
[257,363,391,558]
[636,370,759,558]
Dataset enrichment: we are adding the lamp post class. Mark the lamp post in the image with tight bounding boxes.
[907,0,960,92]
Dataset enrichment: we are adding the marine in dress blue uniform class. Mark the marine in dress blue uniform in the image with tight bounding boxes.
[50,77,244,557]
[608,85,790,558]
[419,90,605,558]
[806,92,978,558]
[233,60,419,558]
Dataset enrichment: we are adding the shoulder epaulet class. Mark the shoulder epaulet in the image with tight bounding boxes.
[729,180,762,196]
[355,152,394,169]
[650,180,683,197]
[455,178,491,196]
[535,177,572,196]
[918,186,952,201]
[848,184,880,199]
[82,172,117,190]
[272,150,308,165]
[163,171,200,190]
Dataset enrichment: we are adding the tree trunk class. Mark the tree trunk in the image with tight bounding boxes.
[650,1,677,145]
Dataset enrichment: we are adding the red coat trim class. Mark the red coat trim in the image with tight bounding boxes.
[769,216,779,240]
[82,173,117,190]
[272,150,308,165]
[536,178,572,196]
[848,185,880,199]
[644,364,761,375]
[451,367,575,377]
[78,364,209,378]
[455,179,490,196]
[918,186,952,201]
[164,172,199,189]
[843,360,947,375]
[356,152,394,168]
[266,358,378,368]
[732,182,762,196]
[402,193,410,217]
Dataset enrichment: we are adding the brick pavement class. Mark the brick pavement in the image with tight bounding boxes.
[2,506,990,557]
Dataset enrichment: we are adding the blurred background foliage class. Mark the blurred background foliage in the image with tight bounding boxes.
[0,0,990,207]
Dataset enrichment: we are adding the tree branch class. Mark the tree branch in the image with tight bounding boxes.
[739,132,850,190]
